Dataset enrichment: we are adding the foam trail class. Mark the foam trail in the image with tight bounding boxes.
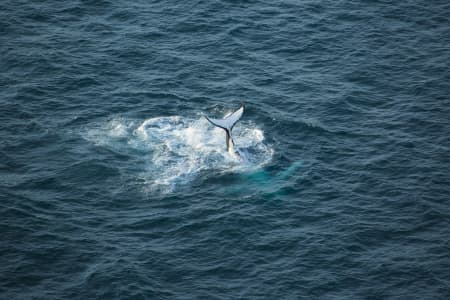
[84,115,273,191]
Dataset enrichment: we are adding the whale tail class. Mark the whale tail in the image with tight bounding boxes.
[205,104,244,154]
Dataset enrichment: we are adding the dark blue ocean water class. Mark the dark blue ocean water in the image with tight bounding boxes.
[1,1,450,299]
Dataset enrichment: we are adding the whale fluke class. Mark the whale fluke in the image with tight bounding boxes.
[205,104,244,154]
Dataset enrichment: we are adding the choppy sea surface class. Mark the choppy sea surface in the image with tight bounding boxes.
[1,1,450,299]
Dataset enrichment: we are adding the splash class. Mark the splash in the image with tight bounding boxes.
[84,115,273,191]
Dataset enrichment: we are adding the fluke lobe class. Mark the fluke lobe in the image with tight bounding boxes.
[205,104,244,155]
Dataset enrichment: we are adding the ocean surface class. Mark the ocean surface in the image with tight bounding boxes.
[1,1,450,299]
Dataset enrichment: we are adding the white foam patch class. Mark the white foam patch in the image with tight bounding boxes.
[84,116,273,192]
